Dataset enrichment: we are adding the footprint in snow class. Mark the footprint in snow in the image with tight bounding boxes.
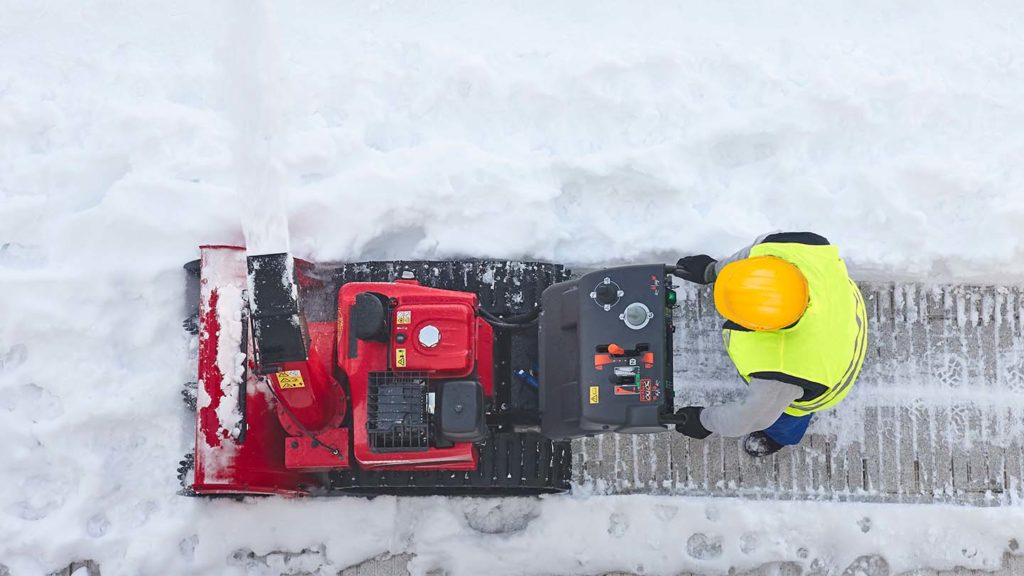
[705,505,720,522]
[8,472,76,520]
[858,516,872,533]
[131,499,159,528]
[686,533,723,560]
[842,555,890,576]
[464,500,539,534]
[0,243,46,270]
[653,504,678,522]
[740,532,760,554]
[86,513,110,538]
[0,382,64,421]
[607,512,629,538]
[179,535,198,561]
[0,344,27,371]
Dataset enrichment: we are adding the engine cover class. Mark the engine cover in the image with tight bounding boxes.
[392,303,475,374]
[338,279,494,470]
[435,380,486,443]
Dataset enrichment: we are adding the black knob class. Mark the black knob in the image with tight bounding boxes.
[595,283,618,305]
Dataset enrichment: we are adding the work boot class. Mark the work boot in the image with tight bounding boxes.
[742,431,785,457]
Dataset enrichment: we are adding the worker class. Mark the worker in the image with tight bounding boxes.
[671,232,867,457]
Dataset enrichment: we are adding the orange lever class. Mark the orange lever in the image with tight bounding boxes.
[607,343,625,356]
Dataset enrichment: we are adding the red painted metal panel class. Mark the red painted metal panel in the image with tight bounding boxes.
[192,246,312,496]
[284,428,350,471]
[393,303,475,375]
[269,344,346,435]
[192,251,495,494]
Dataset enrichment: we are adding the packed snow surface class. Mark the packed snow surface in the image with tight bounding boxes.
[2,0,1024,574]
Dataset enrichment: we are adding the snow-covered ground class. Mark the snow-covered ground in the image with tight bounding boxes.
[2,1,1024,574]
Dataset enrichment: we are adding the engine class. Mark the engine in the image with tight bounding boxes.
[337,277,493,470]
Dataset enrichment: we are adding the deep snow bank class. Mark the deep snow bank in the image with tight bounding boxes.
[3,0,1023,280]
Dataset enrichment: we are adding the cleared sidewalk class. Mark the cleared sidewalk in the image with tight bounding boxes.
[574,282,1024,506]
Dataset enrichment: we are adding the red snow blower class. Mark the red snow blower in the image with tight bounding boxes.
[179,246,680,496]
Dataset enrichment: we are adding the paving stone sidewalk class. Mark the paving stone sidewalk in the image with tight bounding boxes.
[575,283,1024,505]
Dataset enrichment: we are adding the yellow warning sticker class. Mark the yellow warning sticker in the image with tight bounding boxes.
[277,370,305,389]
[589,385,600,404]
[396,348,407,368]
[396,310,412,325]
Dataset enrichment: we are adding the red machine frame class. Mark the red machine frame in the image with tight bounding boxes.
[191,246,496,496]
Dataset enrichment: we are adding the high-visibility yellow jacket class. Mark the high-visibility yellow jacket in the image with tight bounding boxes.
[722,241,868,416]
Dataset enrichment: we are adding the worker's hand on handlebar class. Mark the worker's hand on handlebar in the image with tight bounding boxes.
[674,406,712,439]
[675,255,717,285]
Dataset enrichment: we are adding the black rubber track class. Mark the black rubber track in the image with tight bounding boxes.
[324,430,572,496]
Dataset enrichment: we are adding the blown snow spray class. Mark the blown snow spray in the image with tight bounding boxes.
[223,0,291,257]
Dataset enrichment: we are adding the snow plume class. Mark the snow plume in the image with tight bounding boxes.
[222,0,291,256]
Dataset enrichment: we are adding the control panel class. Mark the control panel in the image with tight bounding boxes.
[539,264,676,440]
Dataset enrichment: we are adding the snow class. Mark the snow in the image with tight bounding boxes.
[197,248,246,478]
[2,0,1024,574]
[188,496,1024,575]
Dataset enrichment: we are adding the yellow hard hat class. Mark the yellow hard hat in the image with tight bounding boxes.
[714,256,809,331]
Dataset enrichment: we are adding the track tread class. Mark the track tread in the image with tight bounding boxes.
[328,431,571,495]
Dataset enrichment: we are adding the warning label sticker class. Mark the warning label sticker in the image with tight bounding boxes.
[276,370,305,389]
[396,348,407,368]
[639,379,661,403]
[589,385,600,404]
[614,379,661,402]
[396,310,412,325]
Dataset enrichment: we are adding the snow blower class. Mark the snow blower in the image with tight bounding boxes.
[180,246,680,496]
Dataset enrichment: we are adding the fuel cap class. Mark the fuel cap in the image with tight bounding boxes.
[418,325,441,348]
[621,302,653,330]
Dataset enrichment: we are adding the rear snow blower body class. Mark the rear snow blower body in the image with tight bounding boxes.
[184,245,679,496]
